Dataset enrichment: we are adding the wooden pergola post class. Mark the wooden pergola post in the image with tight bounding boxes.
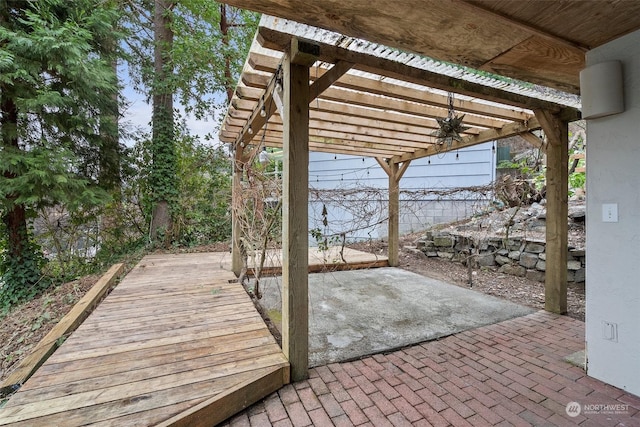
[231,147,244,276]
[281,38,317,382]
[377,159,411,267]
[535,109,568,314]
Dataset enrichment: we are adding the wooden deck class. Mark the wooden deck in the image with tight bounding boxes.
[0,253,289,427]
[239,246,389,275]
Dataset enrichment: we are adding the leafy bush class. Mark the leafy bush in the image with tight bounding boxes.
[0,224,49,316]
[128,130,232,247]
[173,136,232,245]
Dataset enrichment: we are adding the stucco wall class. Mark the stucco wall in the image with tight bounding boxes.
[585,30,640,396]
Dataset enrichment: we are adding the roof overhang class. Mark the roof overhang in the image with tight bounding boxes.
[221,0,640,94]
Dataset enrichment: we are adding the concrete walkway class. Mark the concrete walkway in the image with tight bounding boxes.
[258,268,534,366]
[222,311,640,426]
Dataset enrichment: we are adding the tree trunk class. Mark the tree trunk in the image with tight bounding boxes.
[1,93,29,262]
[99,41,121,193]
[220,4,234,104]
[150,0,176,244]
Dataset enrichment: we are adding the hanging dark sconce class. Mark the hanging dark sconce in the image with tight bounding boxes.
[432,93,469,147]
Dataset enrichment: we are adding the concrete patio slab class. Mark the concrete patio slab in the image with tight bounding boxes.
[257,267,535,367]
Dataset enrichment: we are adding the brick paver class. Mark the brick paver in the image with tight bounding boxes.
[221,311,640,426]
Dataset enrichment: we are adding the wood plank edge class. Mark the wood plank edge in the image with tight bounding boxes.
[0,263,125,396]
[245,259,389,276]
[157,364,290,427]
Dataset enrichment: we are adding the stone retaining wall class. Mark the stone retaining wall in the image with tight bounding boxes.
[416,231,585,283]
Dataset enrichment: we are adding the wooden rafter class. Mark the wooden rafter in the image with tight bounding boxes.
[235,54,353,151]
[250,52,533,122]
[232,87,483,135]
[240,73,513,129]
[234,59,282,148]
[223,130,409,158]
[225,124,432,153]
[226,122,440,148]
[229,108,481,136]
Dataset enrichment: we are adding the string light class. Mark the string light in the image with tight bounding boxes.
[248,125,253,135]
[456,151,459,160]
[258,147,269,165]
[308,165,377,180]
[260,104,266,118]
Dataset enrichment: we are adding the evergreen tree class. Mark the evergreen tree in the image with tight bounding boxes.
[0,0,119,311]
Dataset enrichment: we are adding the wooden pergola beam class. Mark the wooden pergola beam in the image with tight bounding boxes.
[234,61,282,147]
[234,87,484,134]
[231,88,485,137]
[224,98,543,162]
[258,27,581,118]
[308,60,354,99]
[225,118,445,148]
[235,57,353,149]
[520,131,547,152]
[250,52,534,122]
[391,116,541,163]
[222,134,409,158]
[243,71,513,129]
[535,109,568,314]
[227,107,482,137]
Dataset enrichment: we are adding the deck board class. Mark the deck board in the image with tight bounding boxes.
[0,248,383,426]
[186,246,389,274]
[248,246,389,274]
[0,253,289,427]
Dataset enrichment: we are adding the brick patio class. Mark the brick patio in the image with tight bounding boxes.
[221,311,640,426]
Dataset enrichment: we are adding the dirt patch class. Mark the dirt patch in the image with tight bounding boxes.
[0,275,100,384]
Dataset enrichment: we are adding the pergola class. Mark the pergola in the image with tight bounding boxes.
[220,15,582,381]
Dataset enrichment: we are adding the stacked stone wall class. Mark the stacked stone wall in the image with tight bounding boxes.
[416,231,585,283]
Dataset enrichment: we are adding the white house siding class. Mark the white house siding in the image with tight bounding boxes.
[585,30,640,397]
[308,142,496,243]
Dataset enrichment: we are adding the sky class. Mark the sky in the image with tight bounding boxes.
[120,74,227,147]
